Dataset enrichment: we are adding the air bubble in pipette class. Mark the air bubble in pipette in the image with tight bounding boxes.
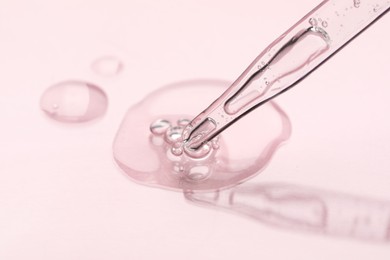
[309,18,318,26]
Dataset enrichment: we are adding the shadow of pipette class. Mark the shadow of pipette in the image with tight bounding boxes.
[184,182,390,243]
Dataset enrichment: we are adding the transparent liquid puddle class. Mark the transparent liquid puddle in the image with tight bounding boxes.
[40,80,108,123]
[113,80,292,191]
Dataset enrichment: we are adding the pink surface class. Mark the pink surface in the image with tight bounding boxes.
[1,0,390,259]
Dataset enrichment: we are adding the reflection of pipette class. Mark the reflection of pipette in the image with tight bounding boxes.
[183,0,390,150]
[185,183,390,242]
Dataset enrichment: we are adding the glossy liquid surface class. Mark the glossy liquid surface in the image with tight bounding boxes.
[113,80,292,191]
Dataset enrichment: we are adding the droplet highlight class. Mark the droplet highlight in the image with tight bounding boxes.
[40,80,108,123]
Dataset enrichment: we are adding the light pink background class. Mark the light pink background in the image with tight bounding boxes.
[1,0,390,259]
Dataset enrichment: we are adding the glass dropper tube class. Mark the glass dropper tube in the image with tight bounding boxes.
[183,0,390,150]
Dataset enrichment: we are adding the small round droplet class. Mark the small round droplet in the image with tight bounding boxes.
[91,56,123,76]
[150,119,171,135]
[353,0,361,8]
[40,80,108,123]
[309,18,318,26]
[322,21,328,27]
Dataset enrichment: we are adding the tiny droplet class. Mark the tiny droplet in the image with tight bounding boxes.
[91,56,123,77]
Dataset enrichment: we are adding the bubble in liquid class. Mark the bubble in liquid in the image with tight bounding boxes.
[309,18,318,26]
[113,80,292,191]
[187,166,211,181]
[353,0,360,8]
[322,21,328,27]
[184,143,212,159]
[150,119,171,135]
[171,140,184,156]
[171,146,184,156]
[40,80,108,123]
[165,126,183,144]
[211,138,220,150]
[91,56,123,77]
[177,118,190,127]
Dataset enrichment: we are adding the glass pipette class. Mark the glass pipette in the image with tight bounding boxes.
[182,0,390,150]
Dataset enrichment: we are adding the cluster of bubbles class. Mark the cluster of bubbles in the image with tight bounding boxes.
[309,17,328,28]
[308,0,387,30]
[149,118,220,181]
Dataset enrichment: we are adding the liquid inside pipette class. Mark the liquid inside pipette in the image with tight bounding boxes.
[113,0,390,191]
[182,0,390,151]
